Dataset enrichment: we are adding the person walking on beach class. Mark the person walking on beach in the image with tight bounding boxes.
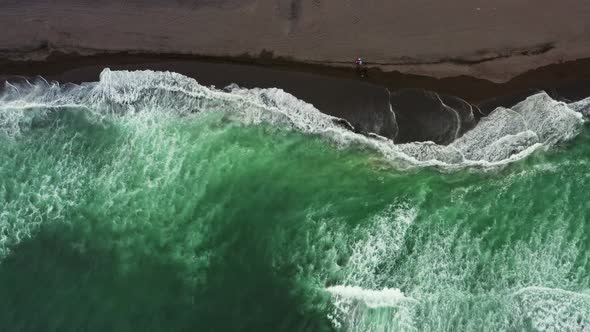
[354,57,367,78]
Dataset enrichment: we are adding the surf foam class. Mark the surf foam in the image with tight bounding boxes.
[1,69,585,170]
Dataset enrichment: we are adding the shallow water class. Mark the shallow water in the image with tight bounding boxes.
[0,70,589,331]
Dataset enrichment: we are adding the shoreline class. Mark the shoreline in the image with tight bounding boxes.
[1,52,590,103]
[1,52,589,143]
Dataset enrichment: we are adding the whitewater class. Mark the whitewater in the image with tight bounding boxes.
[0,69,589,331]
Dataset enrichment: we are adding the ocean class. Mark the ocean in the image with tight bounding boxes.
[0,69,589,331]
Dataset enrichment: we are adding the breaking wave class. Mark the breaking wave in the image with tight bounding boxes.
[0,69,585,170]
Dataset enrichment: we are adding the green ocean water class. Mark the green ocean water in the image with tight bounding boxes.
[0,71,589,331]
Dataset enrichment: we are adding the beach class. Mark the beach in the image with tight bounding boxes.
[2,0,590,83]
[2,3,590,331]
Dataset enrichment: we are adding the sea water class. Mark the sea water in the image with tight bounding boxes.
[0,69,588,331]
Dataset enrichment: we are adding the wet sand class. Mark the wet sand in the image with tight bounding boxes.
[1,53,589,143]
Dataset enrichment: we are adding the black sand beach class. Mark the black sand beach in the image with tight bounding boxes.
[2,2,590,330]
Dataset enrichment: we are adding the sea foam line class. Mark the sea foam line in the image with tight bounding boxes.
[326,285,418,308]
[1,68,586,170]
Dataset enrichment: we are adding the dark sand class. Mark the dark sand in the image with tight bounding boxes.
[3,0,590,82]
[2,53,590,101]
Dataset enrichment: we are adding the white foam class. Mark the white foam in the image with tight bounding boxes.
[341,204,417,288]
[569,97,590,119]
[513,286,590,332]
[327,285,417,308]
[325,204,418,331]
[0,69,585,170]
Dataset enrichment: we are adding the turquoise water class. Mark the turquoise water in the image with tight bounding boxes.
[0,70,589,331]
